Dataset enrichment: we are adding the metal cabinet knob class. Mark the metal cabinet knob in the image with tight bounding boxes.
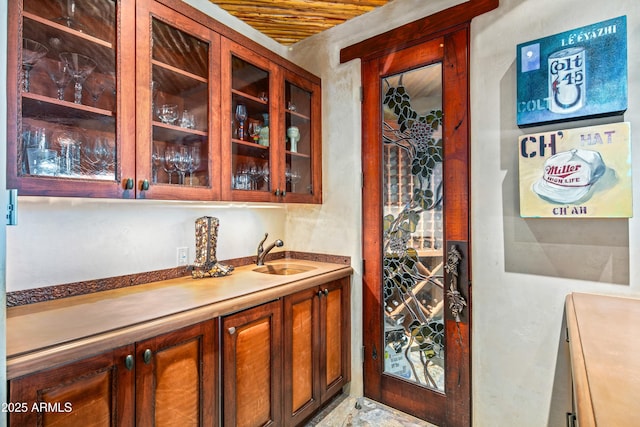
[228,327,236,335]
[125,178,134,190]
[141,179,150,191]
[125,354,134,371]
[143,348,152,364]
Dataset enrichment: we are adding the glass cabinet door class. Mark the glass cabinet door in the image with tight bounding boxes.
[8,0,135,197]
[284,79,313,198]
[135,1,218,200]
[221,39,278,202]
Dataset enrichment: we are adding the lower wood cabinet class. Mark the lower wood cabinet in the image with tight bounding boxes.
[8,276,350,427]
[283,277,351,426]
[222,299,283,427]
[221,277,351,427]
[9,320,217,427]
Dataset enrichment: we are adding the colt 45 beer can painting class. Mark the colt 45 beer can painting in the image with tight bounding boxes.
[517,16,627,127]
[519,122,631,218]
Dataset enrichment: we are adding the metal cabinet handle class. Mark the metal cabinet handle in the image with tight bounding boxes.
[125,178,134,190]
[141,179,150,191]
[228,327,236,335]
[143,349,152,364]
[323,288,329,296]
[274,189,280,196]
[317,290,323,297]
[125,354,134,371]
[281,190,286,197]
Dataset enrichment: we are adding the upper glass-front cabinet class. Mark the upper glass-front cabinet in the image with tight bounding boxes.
[7,0,136,197]
[221,38,322,203]
[135,0,219,200]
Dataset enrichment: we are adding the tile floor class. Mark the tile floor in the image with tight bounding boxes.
[305,395,437,426]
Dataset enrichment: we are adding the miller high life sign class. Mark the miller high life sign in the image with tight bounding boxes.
[518,122,632,218]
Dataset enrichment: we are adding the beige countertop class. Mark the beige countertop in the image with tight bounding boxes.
[7,258,353,379]
[565,292,640,427]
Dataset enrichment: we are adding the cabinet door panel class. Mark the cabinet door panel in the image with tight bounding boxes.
[222,300,282,427]
[283,287,321,426]
[7,0,137,198]
[135,320,216,427]
[9,345,135,426]
[135,0,220,200]
[321,278,351,401]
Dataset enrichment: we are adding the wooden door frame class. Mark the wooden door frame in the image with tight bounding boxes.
[341,2,498,425]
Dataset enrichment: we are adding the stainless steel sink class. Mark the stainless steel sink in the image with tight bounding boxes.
[253,263,316,275]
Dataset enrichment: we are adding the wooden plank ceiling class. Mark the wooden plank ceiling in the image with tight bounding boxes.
[211,0,392,45]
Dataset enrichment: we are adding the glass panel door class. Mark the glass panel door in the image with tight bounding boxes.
[230,56,271,193]
[285,81,312,195]
[150,18,209,188]
[382,63,445,391]
[20,0,117,181]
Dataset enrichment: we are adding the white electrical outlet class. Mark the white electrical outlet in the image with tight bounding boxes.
[177,247,189,266]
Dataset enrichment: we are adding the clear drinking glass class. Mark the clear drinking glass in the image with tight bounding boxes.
[163,146,177,184]
[188,145,201,186]
[60,52,97,104]
[22,38,49,93]
[159,104,179,125]
[175,146,191,185]
[84,73,106,106]
[46,60,72,100]
[235,104,247,140]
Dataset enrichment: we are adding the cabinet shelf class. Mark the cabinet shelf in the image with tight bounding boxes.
[153,121,207,143]
[23,13,115,75]
[231,89,268,106]
[23,12,114,49]
[22,93,114,128]
[286,109,310,121]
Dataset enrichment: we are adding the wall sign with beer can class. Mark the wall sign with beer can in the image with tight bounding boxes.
[518,122,632,218]
[516,16,627,127]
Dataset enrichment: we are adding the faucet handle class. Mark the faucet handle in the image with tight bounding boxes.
[257,233,269,253]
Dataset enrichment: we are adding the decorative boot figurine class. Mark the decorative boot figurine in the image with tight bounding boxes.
[191,216,234,278]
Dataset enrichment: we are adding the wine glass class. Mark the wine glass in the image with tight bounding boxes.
[45,60,72,100]
[188,145,201,186]
[175,146,191,185]
[55,0,79,29]
[60,52,97,104]
[84,73,106,106]
[159,104,178,125]
[163,146,177,184]
[151,144,163,183]
[22,38,49,93]
[235,104,247,140]
[249,122,262,144]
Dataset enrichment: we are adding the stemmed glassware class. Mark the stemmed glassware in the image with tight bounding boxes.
[46,60,72,100]
[84,73,106,107]
[55,0,80,29]
[60,52,97,104]
[286,166,302,192]
[151,144,163,183]
[188,145,201,186]
[163,146,177,184]
[175,146,191,185]
[22,38,49,93]
[235,104,247,140]
[86,136,114,175]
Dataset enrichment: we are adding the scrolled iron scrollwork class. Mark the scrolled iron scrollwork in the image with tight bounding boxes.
[444,244,466,323]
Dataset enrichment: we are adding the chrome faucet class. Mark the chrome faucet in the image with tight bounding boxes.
[256,233,284,265]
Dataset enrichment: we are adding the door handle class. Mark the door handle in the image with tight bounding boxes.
[445,243,467,323]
